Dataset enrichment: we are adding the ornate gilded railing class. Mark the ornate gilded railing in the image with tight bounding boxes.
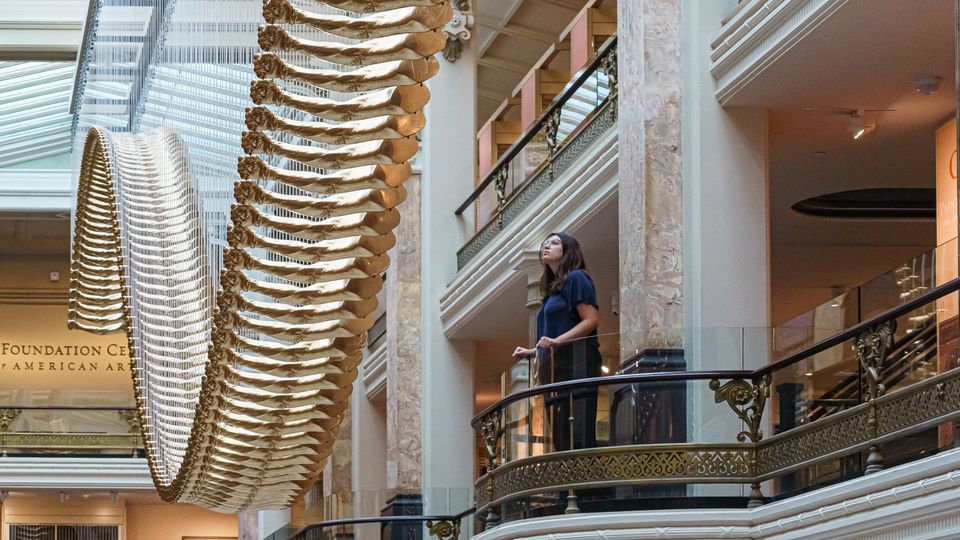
[471,277,960,528]
[454,37,618,269]
[0,406,143,457]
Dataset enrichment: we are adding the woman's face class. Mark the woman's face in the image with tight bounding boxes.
[541,235,564,266]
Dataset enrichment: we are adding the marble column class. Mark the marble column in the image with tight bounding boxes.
[321,402,353,516]
[237,511,258,540]
[516,250,543,387]
[386,174,423,490]
[516,250,543,345]
[617,0,684,359]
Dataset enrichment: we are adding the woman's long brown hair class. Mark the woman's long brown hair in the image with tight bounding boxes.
[539,232,588,297]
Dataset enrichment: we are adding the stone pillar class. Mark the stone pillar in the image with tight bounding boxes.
[321,402,352,517]
[617,0,684,359]
[419,22,477,510]
[386,174,423,490]
[516,250,543,387]
[516,250,543,346]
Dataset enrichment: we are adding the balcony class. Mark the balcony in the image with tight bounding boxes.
[456,37,618,270]
[471,277,960,531]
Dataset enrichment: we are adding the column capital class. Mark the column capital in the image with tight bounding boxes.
[514,249,543,284]
[442,1,475,63]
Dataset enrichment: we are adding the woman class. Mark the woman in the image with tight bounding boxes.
[513,232,601,451]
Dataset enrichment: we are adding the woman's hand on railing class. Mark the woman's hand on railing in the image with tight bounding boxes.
[512,346,536,358]
[536,336,559,349]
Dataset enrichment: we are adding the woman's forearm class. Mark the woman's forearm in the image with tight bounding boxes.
[555,319,598,344]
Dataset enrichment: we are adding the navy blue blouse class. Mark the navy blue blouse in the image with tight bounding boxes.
[536,269,599,349]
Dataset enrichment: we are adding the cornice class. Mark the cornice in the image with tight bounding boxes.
[361,342,387,401]
[710,0,851,105]
[0,457,153,489]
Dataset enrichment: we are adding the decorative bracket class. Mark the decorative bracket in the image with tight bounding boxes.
[856,319,896,401]
[427,519,460,540]
[710,373,771,443]
[443,1,475,62]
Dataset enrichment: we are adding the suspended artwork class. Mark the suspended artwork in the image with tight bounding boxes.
[69,0,451,512]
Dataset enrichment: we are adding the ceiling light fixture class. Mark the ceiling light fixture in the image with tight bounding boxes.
[847,111,875,140]
[916,74,942,95]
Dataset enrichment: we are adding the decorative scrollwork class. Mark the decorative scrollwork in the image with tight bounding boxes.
[492,167,508,228]
[479,410,503,466]
[599,47,617,96]
[710,374,771,443]
[545,108,561,158]
[856,319,896,401]
[426,519,459,540]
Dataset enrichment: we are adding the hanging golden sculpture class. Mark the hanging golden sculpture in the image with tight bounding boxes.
[70,0,451,512]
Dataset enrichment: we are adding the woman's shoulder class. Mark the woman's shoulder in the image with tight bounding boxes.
[567,268,593,282]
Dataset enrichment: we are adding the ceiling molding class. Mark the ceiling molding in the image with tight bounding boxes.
[0,169,72,212]
[710,0,852,105]
[0,288,69,305]
[0,457,154,489]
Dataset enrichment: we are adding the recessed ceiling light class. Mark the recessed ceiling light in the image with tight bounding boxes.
[813,151,827,157]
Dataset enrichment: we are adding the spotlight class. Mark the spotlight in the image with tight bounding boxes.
[59,491,70,503]
[847,111,875,140]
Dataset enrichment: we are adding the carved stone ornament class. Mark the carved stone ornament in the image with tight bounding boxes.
[443,2,474,62]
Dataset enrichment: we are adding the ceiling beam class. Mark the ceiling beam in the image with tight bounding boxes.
[526,0,583,10]
[478,88,505,103]
[477,56,529,74]
[476,15,555,44]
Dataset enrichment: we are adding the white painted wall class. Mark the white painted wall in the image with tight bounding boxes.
[420,45,478,493]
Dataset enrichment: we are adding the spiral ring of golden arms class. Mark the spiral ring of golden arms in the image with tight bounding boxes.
[69,0,452,512]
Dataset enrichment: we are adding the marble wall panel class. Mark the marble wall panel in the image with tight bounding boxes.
[386,175,423,490]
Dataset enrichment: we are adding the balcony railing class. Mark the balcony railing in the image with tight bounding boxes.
[472,277,960,528]
[0,406,143,457]
[455,37,618,270]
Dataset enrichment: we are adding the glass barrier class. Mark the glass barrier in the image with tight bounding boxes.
[477,280,960,524]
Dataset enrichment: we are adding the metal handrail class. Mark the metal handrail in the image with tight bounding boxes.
[473,277,960,426]
[454,35,618,216]
[759,276,960,375]
[285,507,477,540]
[471,370,750,429]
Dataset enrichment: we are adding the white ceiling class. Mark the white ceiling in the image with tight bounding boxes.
[727,0,955,321]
